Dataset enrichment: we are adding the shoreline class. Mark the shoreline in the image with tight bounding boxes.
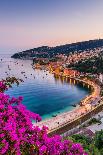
[35,75,101,135]
[1,57,101,135]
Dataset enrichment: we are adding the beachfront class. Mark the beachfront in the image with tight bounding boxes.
[35,77,101,134]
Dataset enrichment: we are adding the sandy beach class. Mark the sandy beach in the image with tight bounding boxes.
[35,78,101,133]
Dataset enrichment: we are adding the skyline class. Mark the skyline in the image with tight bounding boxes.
[0,0,103,54]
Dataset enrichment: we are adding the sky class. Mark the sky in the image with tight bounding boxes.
[0,0,103,54]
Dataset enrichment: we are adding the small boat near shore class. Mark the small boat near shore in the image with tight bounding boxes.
[52,114,57,117]
[72,104,77,107]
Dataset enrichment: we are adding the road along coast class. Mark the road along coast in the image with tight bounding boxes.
[35,76,101,136]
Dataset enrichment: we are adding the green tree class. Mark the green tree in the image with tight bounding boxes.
[94,130,103,150]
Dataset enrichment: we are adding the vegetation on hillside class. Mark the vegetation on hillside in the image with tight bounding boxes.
[67,130,103,155]
[11,39,103,59]
[68,51,103,74]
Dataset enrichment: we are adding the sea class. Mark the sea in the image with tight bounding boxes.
[0,53,90,120]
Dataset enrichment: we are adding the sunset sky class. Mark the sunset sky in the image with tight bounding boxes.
[0,0,103,54]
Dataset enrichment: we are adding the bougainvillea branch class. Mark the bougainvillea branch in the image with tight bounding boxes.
[0,77,88,155]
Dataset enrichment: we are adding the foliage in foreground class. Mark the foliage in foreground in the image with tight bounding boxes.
[0,78,87,155]
[68,130,103,155]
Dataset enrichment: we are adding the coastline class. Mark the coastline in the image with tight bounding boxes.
[1,56,101,135]
[0,57,89,120]
[35,75,101,135]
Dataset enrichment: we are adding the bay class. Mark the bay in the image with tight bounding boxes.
[0,54,90,120]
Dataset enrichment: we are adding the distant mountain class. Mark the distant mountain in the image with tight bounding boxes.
[11,39,103,59]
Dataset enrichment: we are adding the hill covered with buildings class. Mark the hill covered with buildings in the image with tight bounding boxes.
[11,39,103,59]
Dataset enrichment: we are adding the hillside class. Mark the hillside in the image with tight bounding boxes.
[67,50,103,74]
[11,39,103,59]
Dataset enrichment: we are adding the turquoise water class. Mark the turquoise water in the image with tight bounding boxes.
[0,56,90,120]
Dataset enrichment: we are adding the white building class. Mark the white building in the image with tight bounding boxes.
[99,74,103,83]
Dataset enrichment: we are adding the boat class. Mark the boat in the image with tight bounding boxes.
[72,104,76,107]
[52,114,57,117]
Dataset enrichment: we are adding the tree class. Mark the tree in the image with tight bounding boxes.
[94,130,103,150]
